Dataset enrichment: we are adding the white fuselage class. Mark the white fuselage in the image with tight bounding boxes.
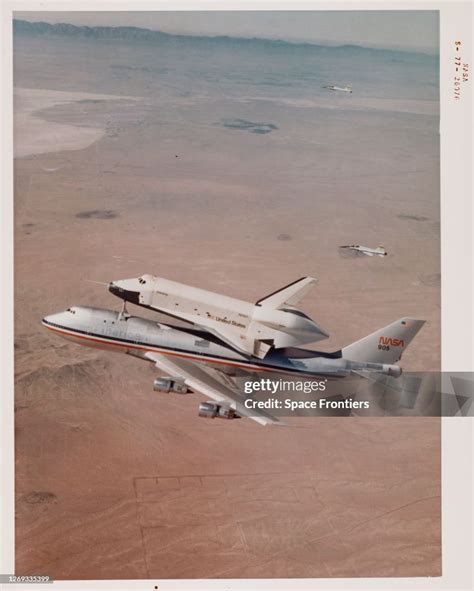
[325,85,352,93]
[108,275,329,358]
[341,245,387,257]
[42,306,358,378]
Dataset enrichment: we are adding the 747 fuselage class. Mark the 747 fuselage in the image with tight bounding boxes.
[42,306,403,380]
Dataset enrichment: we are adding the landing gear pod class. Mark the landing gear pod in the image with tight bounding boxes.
[198,402,240,420]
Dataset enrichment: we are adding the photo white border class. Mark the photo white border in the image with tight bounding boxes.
[1,1,472,589]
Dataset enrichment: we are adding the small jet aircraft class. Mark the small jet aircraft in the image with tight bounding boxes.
[42,277,425,426]
[107,275,329,359]
[339,245,388,257]
[323,84,353,93]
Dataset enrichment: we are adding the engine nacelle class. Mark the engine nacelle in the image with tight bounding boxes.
[153,377,189,394]
[198,401,240,420]
[382,364,403,378]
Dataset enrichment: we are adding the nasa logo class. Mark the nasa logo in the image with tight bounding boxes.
[379,336,405,347]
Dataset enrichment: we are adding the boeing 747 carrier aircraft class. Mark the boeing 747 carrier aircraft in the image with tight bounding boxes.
[42,277,425,425]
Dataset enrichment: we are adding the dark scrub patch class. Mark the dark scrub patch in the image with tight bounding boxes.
[77,99,105,104]
[398,214,430,222]
[76,210,118,219]
[24,491,58,504]
[219,118,278,135]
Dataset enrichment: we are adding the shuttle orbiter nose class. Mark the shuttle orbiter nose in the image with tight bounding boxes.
[108,280,141,304]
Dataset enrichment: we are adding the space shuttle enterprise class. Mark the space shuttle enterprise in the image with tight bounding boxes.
[108,275,329,359]
[43,274,425,425]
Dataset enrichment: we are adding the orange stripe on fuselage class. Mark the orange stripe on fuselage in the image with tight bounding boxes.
[43,323,324,378]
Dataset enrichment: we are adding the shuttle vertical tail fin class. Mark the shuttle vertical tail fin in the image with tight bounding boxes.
[256,277,317,309]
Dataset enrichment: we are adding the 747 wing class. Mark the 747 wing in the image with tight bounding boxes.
[144,352,282,426]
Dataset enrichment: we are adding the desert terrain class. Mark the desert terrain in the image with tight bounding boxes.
[13,21,441,579]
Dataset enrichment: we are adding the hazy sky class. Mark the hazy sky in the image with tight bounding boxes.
[15,11,439,53]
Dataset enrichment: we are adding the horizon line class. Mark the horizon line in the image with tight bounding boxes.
[13,18,439,57]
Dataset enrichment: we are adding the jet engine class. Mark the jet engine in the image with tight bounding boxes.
[382,364,403,378]
[153,377,189,394]
[198,401,240,420]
